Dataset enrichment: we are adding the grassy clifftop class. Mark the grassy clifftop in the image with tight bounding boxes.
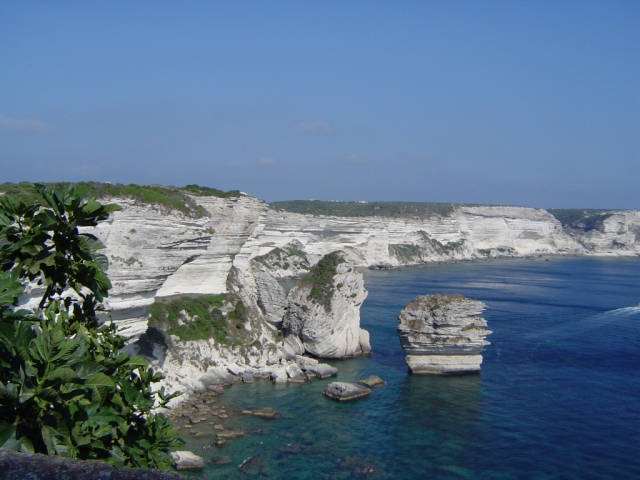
[547,209,614,232]
[269,200,457,218]
[0,181,240,218]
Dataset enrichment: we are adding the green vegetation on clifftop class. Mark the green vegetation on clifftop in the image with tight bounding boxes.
[547,209,614,233]
[0,181,240,218]
[147,294,249,345]
[269,200,457,218]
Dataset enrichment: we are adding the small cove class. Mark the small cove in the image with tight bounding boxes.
[175,256,640,479]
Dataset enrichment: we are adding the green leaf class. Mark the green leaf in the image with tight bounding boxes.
[86,373,115,405]
[48,367,77,382]
[74,361,104,379]
[41,425,58,455]
[0,425,20,451]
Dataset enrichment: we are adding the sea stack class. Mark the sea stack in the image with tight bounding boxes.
[397,294,491,374]
[282,251,371,358]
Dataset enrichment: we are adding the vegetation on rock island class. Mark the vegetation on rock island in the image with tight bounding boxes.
[0,181,240,219]
[299,251,346,312]
[0,184,183,468]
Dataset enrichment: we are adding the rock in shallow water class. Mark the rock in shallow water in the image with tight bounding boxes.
[322,382,371,401]
[397,293,491,374]
[358,375,386,387]
[170,450,205,471]
[242,407,278,419]
[306,363,338,379]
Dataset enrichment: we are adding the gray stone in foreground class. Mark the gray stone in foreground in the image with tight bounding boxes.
[170,450,204,471]
[322,382,371,401]
[306,363,338,379]
[0,450,185,479]
[358,375,386,388]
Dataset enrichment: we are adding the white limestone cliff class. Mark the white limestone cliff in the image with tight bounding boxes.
[282,252,370,358]
[68,192,638,395]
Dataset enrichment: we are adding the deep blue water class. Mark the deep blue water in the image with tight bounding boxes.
[179,257,640,479]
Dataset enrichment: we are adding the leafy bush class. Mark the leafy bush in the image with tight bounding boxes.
[0,184,183,468]
[178,184,241,198]
[253,243,310,273]
[0,181,240,219]
[147,294,248,345]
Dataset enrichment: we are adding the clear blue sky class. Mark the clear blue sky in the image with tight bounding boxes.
[1,1,638,208]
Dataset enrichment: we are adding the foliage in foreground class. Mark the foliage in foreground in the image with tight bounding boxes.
[0,181,240,218]
[0,184,183,468]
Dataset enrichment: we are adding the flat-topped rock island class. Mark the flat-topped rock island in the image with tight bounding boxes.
[397,293,492,374]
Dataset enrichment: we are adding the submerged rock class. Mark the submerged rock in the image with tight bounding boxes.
[242,407,278,419]
[283,252,370,358]
[397,294,491,374]
[170,450,205,471]
[209,455,233,466]
[358,375,386,388]
[322,382,371,401]
[238,455,268,475]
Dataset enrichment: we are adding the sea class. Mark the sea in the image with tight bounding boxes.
[177,256,640,479]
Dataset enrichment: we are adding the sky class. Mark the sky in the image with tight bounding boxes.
[1,1,639,209]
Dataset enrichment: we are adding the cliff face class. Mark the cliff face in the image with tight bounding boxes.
[397,294,491,374]
[68,193,638,393]
[283,252,370,359]
[83,196,639,340]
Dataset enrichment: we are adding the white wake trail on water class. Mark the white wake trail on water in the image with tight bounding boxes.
[528,305,640,341]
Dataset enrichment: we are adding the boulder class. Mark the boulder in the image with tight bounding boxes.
[283,334,305,357]
[285,363,307,383]
[170,451,205,471]
[358,375,386,388]
[270,367,288,383]
[306,363,338,379]
[295,355,319,369]
[397,294,491,374]
[322,382,371,401]
[226,363,244,376]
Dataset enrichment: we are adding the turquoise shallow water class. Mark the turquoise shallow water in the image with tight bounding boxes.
[178,257,640,479]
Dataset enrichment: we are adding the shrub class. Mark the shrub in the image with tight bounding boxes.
[0,184,183,468]
[147,294,249,345]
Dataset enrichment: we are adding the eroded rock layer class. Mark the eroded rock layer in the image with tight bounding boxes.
[397,294,491,374]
